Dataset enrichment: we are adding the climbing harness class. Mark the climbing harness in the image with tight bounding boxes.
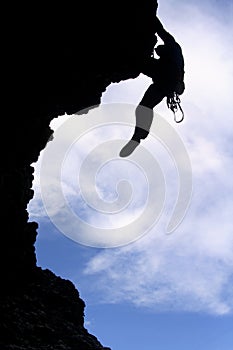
[167,92,184,123]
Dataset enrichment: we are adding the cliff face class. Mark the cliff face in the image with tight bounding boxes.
[1,2,157,349]
[0,269,111,350]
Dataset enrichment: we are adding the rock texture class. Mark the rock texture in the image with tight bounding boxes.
[1,1,157,349]
[0,269,108,350]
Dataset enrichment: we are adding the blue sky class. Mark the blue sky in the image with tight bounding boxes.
[28,0,233,349]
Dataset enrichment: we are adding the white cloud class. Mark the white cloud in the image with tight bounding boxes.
[83,208,233,315]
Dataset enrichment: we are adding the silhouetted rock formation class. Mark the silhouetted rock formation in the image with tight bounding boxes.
[1,1,157,348]
[0,269,105,350]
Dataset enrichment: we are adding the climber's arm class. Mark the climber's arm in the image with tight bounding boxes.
[154,17,175,45]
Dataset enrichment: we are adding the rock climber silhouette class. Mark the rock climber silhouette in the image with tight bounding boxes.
[120,17,185,157]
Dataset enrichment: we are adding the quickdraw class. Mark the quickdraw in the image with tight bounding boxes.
[167,92,184,123]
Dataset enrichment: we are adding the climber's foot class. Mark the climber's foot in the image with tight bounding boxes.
[119,139,140,158]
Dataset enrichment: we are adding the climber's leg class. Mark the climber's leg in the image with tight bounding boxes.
[119,84,165,157]
[132,83,165,141]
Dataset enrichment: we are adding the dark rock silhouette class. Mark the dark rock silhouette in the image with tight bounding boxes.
[0,269,104,350]
[0,1,168,348]
[120,17,185,157]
